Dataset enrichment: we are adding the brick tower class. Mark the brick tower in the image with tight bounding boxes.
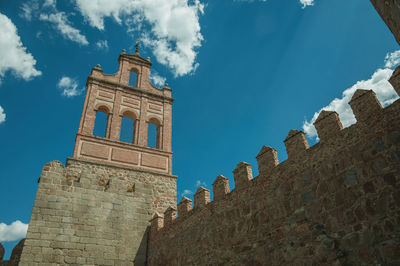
[73,49,173,174]
[19,50,177,265]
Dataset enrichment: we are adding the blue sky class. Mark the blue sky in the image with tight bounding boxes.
[0,0,399,259]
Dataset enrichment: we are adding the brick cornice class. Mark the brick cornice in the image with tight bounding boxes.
[87,76,174,103]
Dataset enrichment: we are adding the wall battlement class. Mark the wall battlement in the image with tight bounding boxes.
[148,89,400,265]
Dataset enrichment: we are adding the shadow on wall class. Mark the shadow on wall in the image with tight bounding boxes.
[134,227,149,266]
[0,239,25,266]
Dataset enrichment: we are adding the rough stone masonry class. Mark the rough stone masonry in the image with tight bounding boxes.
[0,0,398,265]
[148,90,400,265]
[370,0,400,46]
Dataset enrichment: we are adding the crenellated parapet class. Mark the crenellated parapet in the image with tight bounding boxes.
[389,66,400,96]
[177,197,193,216]
[150,89,395,232]
[149,213,164,236]
[148,89,400,265]
[233,162,253,189]
[212,175,230,201]
[313,111,343,142]
[164,206,177,226]
[284,129,309,159]
[193,187,210,209]
[349,89,383,123]
[256,146,278,178]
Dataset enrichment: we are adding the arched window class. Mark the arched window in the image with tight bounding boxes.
[120,111,136,143]
[148,118,161,149]
[129,71,138,87]
[93,107,109,138]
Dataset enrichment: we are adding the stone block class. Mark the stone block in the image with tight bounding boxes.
[233,162,253,189]
[178,197,192,216]
[194,187,210,209]
[284,130,309,159]
[313,111,343,142]
[389,66,400,96]
[349,89,382,123]
[212,175,230,201]
[256,146,278,177]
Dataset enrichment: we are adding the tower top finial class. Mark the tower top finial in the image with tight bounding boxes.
[135,38,140,55]
[135,27,141,55]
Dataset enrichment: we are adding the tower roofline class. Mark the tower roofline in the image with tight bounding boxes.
[118,51,152,68]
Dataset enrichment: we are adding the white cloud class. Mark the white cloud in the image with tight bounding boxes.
[0,221,28,242]
[74,0,204,77]
[36,31,43,39]
[20,0,88,45]
[233,0,267,2]
[195,180,206,187]
[303,52,399,139]
[0,13,42,82]
[180,180,207,198]
[96,40,108,50]
[40,12,89,45]
[299,0,314,8]
[384,50,400,68]
[43,0,57,9]
[235,0,312,8]
[20,0,56,20]
[57,76,83,97]
[20,0,39,21]
[181,189,193,197]
[150,70,166,87]
[0,106,6,124]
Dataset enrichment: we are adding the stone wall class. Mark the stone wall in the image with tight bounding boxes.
[148,89,400,265]
[19,158,176,265]
[370,0,400,45]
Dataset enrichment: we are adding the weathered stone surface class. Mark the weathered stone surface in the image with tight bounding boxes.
[370,0,400,45]
[0,243,4,260]
[19,158,176,265]
[0,239,24,266]
[177,197,192,216]
[314,110,343,142]
[390,66,400,96]
[9,239,24,262]
[256,146,278,177]
[19,50,177,265]
[193,187,210,209]
[148,95,400,265]
[212,175,230,201]
[284,130,309,159]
